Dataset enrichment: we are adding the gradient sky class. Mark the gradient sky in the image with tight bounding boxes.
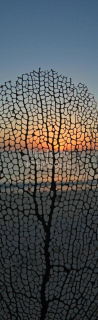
[0,0,98,106]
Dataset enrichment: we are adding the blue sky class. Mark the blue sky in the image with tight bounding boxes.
[0,0,98,105]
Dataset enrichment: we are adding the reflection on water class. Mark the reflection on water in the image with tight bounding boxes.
[0,150,98,193]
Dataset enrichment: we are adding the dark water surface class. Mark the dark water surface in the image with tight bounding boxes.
[0,189,98,320]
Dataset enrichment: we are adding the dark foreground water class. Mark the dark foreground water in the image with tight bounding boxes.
[0,188,98,320]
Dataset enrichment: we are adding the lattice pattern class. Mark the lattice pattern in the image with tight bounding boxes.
[0,69,98,320]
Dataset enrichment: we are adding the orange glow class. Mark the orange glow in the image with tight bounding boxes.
[0,136,97,152]
[0,122,98,152]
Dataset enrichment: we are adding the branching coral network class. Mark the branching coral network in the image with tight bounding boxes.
[0,70,98,320]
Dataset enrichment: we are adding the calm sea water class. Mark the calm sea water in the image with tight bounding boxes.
[0,150,98,192]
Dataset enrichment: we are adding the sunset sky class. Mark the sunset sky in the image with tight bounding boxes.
[0,0,98,107]
[0,110,98,152]
[0,1,98,153]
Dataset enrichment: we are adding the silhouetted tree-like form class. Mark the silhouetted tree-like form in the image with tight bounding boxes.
[0,69,98,320]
